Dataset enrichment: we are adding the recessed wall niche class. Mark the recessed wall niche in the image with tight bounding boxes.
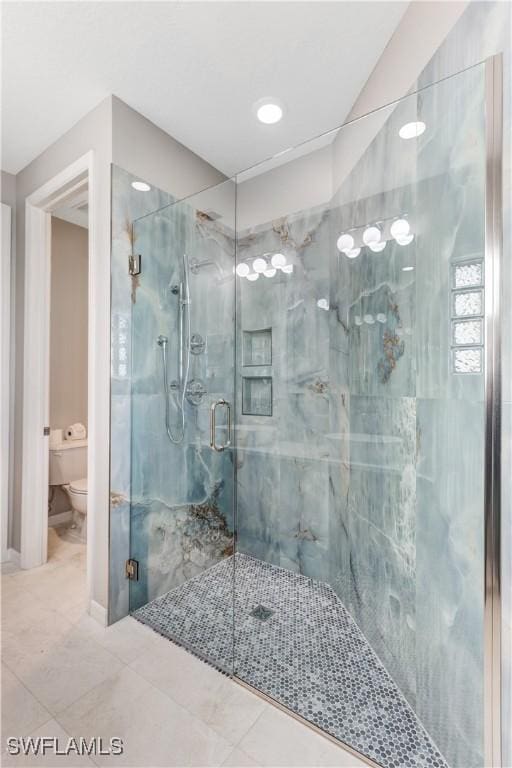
[243,328,272,367]
[242,376,273,417]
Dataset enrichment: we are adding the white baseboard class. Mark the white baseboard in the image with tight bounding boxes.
[8,548,20,566]
[88,599,108,627]
[48,510,72,527]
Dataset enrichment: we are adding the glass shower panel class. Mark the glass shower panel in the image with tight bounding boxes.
[234,64,486,768]
[129,180,236,673]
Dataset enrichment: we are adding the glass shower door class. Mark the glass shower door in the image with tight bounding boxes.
[233,63,487,768]
[129,179,237,673]
[124,62,494,768]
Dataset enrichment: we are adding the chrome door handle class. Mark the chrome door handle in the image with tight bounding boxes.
[210,399,231,452]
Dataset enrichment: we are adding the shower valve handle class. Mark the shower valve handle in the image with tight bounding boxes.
[210,399,231,452]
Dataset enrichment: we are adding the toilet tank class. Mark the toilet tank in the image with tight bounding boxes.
[49,439,88,485]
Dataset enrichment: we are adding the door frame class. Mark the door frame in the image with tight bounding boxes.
[20,151,97,608]
[1,203,12,563]
[483,53,503,768]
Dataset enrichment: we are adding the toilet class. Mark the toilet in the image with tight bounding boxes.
[49,437,88,541]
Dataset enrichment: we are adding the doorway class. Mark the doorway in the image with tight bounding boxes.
[19,152,103,621]
[47,196,89,567]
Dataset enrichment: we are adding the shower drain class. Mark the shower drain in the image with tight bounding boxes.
[250,605,274,621]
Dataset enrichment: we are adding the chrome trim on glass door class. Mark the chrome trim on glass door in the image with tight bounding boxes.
[484,52,503,768]
[210,399,232,452]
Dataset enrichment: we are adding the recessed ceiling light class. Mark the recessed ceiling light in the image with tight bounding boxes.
[131,181,151,192]
[255,100,283,125]
[399,121,426,140]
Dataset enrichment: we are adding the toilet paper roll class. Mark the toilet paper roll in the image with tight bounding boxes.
[65,423,87,441]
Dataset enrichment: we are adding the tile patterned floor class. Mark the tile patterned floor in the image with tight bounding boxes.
[134,554,449,768]
[1,528,364,767]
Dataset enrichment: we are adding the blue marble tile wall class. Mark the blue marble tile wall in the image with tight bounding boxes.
[236,209,333,583]
[128,183,236,614]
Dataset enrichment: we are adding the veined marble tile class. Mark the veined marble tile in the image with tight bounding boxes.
[416,397,484,767]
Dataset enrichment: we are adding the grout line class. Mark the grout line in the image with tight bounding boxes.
[2,663,55,732]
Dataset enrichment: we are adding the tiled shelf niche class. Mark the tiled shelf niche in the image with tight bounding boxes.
[242,376,273,417]
[241,327,273,416]
[243,328,272,367]
[450,257,484,374]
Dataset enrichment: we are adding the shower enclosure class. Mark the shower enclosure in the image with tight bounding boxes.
[123,60,503,768]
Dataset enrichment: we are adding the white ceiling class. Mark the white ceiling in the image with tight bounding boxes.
[2,1,408,176]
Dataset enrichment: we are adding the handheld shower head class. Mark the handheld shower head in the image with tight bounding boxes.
[157,335,168,347]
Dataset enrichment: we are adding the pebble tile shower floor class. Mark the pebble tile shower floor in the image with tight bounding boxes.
[133,554,448,768]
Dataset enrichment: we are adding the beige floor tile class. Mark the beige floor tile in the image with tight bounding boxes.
[13,627,124,715]
[77,615,159,664]
[1,580,41,616]
[2,719,95,767]
[222,746,260,767]
[6,560,63,592]
[59,599,89,625]
[2,607,76,669]
[1,665,52,738]
[237,706,367,767]
[1,574,27,602]
[130,635,265,744]
[47,528,85,565]
[58,666,234,766]
[1,562,20,575]
[19,563,86,608]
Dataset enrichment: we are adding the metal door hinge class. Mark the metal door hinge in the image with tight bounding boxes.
[125,559,139,581]
[43,426,50,436]
[128,254,141,276]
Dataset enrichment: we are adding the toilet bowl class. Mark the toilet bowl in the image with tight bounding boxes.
[63,478,87,540]
[49,438,88,542]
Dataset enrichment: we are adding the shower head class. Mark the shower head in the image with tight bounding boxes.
[189,258,226,282]
[157,335,168,347]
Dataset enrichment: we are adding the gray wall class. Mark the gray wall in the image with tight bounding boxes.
[50,217,89,431]
[111,96,225,200]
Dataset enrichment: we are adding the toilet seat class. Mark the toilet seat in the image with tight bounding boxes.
[69,478,87,495]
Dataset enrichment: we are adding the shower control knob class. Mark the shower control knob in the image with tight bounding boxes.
[190,334,206,355]
[169,380,180,392]
[185,379,207,406]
